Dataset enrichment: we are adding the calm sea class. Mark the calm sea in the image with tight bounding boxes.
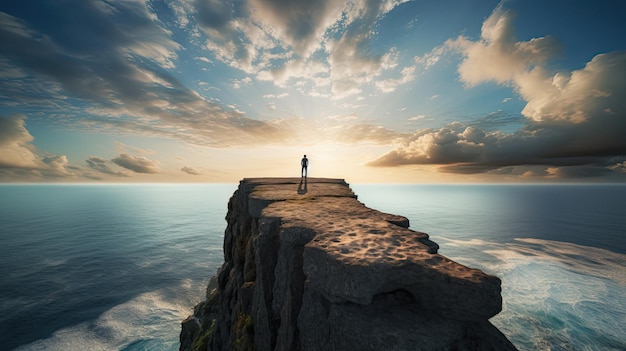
[0,184,625,351]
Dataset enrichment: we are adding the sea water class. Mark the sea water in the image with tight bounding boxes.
[0,184,625,350]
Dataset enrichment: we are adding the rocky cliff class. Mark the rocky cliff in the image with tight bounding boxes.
[180,178,517,351]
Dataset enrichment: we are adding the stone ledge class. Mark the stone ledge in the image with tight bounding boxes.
[180,178,517,351]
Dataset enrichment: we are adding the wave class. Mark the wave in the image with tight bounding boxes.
[439,237,626,351]
[15,279,204,351]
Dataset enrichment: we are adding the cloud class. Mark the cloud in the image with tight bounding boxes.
[263,93,289,99]
[408,115,426,121]
[0,4,292,148]
[40,155,72,176]
[86,156,129,177]
[0,114,45,169]
[247,0,346,58]
[0,114,94,180]
[518,53,624,124]
[0,1,426,154]
[112,154,161,174]
[609,161,626,174]
[368,4,626,179]
[232,77,253,89]
[190,0,414,98]
[374,65,417,93]
[181,166,201,175]
[446,4,559,88]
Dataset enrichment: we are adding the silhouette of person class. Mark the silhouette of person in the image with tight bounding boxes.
[301,154,308,178]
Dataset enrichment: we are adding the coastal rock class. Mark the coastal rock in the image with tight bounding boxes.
[180,178,517,351]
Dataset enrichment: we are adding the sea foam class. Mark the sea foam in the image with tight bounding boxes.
[15,280,203,351]
[440,237,626,351]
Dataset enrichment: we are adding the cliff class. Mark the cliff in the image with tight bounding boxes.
[180,178,517,351]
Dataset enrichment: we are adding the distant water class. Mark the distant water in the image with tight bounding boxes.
[1,184,625,351]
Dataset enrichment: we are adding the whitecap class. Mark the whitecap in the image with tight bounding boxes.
[15,280,205,351]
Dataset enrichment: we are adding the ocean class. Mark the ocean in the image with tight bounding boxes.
[0,183,624,351]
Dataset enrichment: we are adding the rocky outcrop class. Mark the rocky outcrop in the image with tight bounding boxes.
[180,178,517,351]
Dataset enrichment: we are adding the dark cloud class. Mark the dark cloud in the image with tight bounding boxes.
[181,166,202,175]
[195,0,238,36]
[112,154,161,174]
[247,0,345,57]
[369,108,626,177]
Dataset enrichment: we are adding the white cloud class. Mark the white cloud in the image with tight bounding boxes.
[408,115,426,121]
[263,93,289,99]
[414,45,445,70]
[232,77,253,89]
[519,53,624,124]
[375,65,416,93]
[195,56,213,64]
[446,4,558,88]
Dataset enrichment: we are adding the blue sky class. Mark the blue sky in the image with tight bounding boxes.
[1,0,625,182]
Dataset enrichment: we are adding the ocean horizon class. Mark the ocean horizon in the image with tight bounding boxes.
[1,183,625,350]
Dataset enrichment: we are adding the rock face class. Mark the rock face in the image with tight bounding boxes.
[180,178,517,351]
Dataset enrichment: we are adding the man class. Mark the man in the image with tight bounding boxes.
[301,154,308,177]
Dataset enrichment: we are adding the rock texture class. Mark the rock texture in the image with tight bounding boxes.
[180,178,517,351]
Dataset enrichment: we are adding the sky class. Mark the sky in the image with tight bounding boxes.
[1,0,625,183]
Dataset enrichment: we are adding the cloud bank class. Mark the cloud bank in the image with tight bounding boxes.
[0,115,89,180]
[0,115,165,181]
[368,5,626,178]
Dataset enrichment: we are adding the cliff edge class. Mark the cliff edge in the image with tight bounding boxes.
[180,178,517,351]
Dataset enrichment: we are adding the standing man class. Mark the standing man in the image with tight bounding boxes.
[301,154,308,178]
